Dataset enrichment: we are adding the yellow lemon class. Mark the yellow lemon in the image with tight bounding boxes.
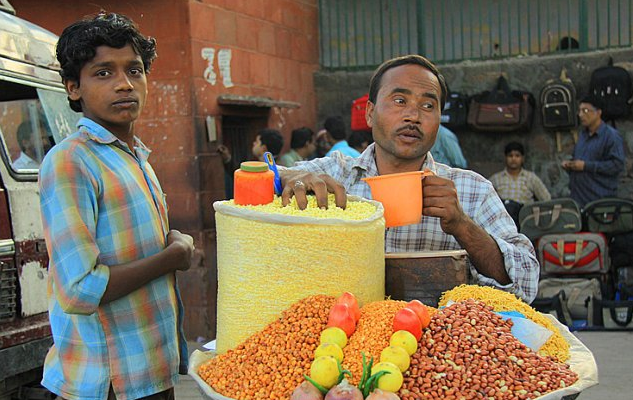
[380,345,410,372]
[315,342,344,363]
[390,330,418,356]
[320,327,348,348]
[310,355,340,389]
[371,361,404,392]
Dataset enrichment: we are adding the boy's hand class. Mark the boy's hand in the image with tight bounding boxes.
[217,144,232,164]
[167,229,195,271]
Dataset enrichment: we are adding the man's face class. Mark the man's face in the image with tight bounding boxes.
[305,138,316,155]
[252,135,265,160]
[578,102,601,128]
[505,150,524,171]
[65,44,147,138]
[366,64,442,164]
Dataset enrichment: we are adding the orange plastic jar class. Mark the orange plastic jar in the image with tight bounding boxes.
[234,161,275,205]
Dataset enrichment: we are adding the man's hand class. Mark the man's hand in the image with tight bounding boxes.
[421,174,468,236]
[561,159,584,171]
[167,229,194,271]
[279,170,347,209]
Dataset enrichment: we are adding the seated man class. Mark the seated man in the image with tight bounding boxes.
[489,142,551,227]
[280,55,539,303]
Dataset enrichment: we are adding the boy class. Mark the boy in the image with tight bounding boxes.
[39,13,193,400]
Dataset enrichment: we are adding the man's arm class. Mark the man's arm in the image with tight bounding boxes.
[531,173,552,202]
[422,174,539,302]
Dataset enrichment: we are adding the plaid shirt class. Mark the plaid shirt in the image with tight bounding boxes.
[39,118,187,400]
[291,144,539,303]
[489,169,551,205]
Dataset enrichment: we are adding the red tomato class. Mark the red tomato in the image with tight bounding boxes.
[327,303,356,337]
[335,292,361,322]
[393,307,422,341]
[406,300,431,329]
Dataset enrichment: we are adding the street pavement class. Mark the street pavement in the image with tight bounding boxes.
[178,331,633,399]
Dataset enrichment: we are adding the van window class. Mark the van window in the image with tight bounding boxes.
[0,78,80,178]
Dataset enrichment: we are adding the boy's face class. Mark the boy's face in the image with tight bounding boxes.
[252,135,266,160]
[65,44,147,138]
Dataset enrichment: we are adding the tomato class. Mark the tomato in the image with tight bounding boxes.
[393,307,422,341]
[406,300,431,329]
[335,292,361,322]
[327,303,356,337]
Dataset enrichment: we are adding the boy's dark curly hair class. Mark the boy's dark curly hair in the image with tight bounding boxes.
[56,12,157,112]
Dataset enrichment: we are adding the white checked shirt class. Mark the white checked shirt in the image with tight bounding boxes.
[291,144,539,303]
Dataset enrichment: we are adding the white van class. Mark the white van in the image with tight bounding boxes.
[0,1,80,398]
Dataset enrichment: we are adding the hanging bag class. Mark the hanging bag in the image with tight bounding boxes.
[519,198,582,240]
[537,232,610,275]
[467,75,535,132]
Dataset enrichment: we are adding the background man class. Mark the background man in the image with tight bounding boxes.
[430,124,467,168]
[324,116,361,158]
[562,96,625,206]
[489,142,551,228]
[280,55,539,303]
[279,127,315,167]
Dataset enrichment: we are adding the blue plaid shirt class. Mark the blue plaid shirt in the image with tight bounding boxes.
[291,143,539,303]
[39,118,187,400]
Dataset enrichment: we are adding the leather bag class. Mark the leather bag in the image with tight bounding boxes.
[582,197,633,235]
[537,232,610,275]
[537,277,601,323]
[467,75,535,132]
[519,198,582,240]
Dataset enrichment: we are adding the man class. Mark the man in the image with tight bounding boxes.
[251,128,284,162]
[430,124,467,168]
[280,55,539,303]
[324,116,361,157]
[490,142,551,228]
[40,13,193,400]
[13,121,44,169]
[279,127,316,167]
[348,130,373,154]
[562,96,625,207]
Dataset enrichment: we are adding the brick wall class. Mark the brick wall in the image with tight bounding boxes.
[11,0,321,341]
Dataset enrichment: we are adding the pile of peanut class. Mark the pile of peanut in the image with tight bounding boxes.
[400,299,578,400]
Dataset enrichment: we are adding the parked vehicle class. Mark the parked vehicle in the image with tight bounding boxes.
[0,2,80,398]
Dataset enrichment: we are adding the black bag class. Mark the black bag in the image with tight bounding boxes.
[594,298,633,329]
[519,198,582,240]
[617,267,633,300]
[441,91,469,129]
[610,232,633,268]
[502,199,523,230]
[582,197,633,235]
[467,75,535,133]
[589,57,633,122]
[540,69,577,130]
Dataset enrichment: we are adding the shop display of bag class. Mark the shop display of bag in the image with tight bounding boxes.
[441,91,469,129]
[582,197,633,235]
[589,57,633,123]
[610,232,633,268]
[595,299,633,329]
[540,69,578,130]
[519,198,582,240]
[537,277,601,323]
[537,232,610,275]
[616,267,633,300]
[467,75,535,132]
[351,93,371,132]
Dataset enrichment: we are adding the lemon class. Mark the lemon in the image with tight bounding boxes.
[315,342,344,363]
[320,326,348,348]
[371,361,404,392]
[390,330,418,356]
[310,355,340,389]
[380,345,410,372]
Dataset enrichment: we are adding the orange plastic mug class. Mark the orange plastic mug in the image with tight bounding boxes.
[362,171,430,228]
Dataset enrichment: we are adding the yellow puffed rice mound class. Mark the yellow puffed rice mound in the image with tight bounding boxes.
[213,195,386,353]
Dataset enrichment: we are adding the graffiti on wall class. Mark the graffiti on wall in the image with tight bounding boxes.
[201,47,233,88]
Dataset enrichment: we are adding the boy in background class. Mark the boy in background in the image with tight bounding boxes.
[39,13,193,400]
